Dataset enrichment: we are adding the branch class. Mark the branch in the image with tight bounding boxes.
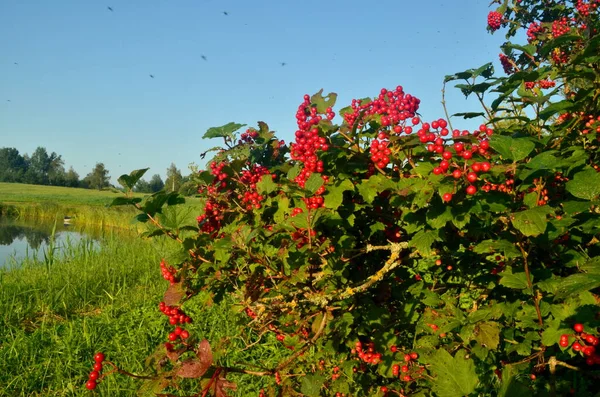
[517,242,543,326]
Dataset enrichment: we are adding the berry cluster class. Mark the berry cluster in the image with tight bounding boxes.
[238,128,259,145]
[160,259,177,284]
[85,352,105,390]
[423,123,493,199]
[551,17,571,38]
[526,22,543,42]
[159,301,192,325]
[499,53,515,74]
[561,324,600,365]
[165,326,190,351]
[352,341,382,365]
[524,79,556,90]
[196,199,227,235]
[487,11,503,31]
[291,228,317,249]
[239,164,273,210]
[345,87,421,169]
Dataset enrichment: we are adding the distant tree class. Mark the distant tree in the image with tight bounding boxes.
[64,166,80,188]
[133,178,153,193]
[0,147,27,182]
[179,180,199,196]
[148,174,164,193]
[165,163,183,193]
[22,147,63,185]
[84,163,110,190]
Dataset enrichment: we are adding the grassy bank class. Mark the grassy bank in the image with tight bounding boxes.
[0,231,287,396]
[0,182,204,231]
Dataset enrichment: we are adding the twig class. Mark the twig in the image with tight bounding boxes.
[517,242,543,326]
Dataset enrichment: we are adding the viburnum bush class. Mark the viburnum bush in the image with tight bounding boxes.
[103,0,600,396]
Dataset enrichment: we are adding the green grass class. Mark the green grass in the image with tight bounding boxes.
[0,230,288,396]
[0,182,204,231]
[0,182,139,207]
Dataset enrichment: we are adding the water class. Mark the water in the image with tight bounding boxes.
[0,218,101,267]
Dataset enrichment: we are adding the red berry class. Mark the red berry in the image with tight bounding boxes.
[466,172,478,183]
[381,386,388,393]
[88,370,99,381]
[574,323,584,333]
[86,380,97,390]
[181,330,190,339]
[442,193,452,202]
[559,338,569,348]
[466,185,477,195]
[94,352,105,363]
[572,342,583,352]
[409,352,418,360]
[93,362,103,372]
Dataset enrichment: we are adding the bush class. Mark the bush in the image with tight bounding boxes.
[101,1,600,395]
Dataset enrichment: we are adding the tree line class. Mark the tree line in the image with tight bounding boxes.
[0,146,197,195]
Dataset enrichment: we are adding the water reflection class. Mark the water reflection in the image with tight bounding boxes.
[0,218,103,267]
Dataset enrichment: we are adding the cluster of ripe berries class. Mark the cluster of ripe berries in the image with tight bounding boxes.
[345,87,420,169]
[238,128,259,145]
[238,165,273,211]
[551,17,571,38]
[290,95,330,209]
[487,11,503,31]
[524,79,556,90]
[160,259,177,284]
[291,228,318,249]
[85,352,105,390]
[560,323,600,365]
[499,53,514,75]
[419,123,492,201]
[576,0,600,17]
[352,341,383,365]
[165,326,190,351]
[159,301,192,325]
[527,22,544,42]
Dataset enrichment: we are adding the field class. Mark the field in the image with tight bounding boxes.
[0,182,203,230]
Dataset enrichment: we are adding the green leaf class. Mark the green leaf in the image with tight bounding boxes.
[473,239,519,259]
[356,175,395,204]
[511,206,552,237]
[118,168,150,191]
[500,272,530,290]
[409,230,441,257]
[110,197,141,207]
[538,100,576,121]
[566,169,600,200]
[429,349,479,397]
[287,164,301,181]
[489,135,535,162]
[323,179,354,210]
[474,321,500,349]
[305,173,324,194]
[300,374,326,397]
[203,122,246,139]
[256,174,277,194]
[554,274,600,300]
[310,89,337,114]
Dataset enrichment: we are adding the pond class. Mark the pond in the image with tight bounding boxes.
[0,217,102,268]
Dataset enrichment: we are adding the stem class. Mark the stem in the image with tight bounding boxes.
[200,368,221,397]
[103,361,156,380]
[518,242,543,326]
[441,81,454,132]
[275,310,328,372]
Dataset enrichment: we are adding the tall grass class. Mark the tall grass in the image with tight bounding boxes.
[0,231,288,396]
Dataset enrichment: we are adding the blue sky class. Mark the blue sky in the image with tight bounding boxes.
[0,0,508,184]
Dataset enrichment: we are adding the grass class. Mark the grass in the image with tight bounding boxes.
[0,226,288,396]
[0,182,204,231]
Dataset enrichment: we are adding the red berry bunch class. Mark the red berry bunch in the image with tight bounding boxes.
[85,352,105,390]
[562,324,600,365]
[196,199,227,235]
[551,17,571,38]
[526,22,544,42]
[291,207,304,217]
[238,164,273,210]
[244,307,257,319]
[166,326,190,348]
[551,48,570,65]
[159,301,192,325]
[238,128,259,145]
[160,259,177,284]
[352,341,382,365]
[499,53,515,74]
[487,11,503,31]
[291,227,317,249]
[577,0,591,16]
